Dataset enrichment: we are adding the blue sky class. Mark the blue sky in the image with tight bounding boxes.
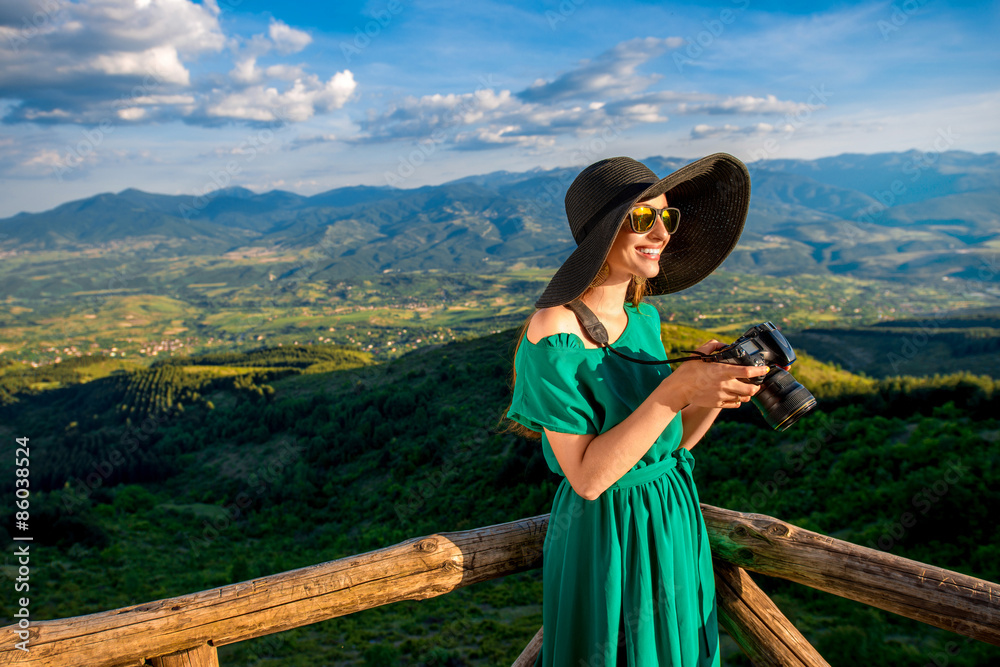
[0,0,997,217]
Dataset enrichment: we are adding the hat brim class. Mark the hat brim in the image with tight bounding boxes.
[534,153,750,309]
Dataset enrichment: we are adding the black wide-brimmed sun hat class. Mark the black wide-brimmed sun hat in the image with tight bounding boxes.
[535,153,751,309]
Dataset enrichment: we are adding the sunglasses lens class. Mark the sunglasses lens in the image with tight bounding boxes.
[664,208,680,234]
[631,207,655,232]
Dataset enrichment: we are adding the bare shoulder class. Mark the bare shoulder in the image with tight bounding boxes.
[526,306,592,346]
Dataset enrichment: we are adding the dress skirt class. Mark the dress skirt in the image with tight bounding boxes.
[535,446,720,666]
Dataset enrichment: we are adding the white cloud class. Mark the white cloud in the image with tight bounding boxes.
[117,107,146,120]
[268,19,311,55]
[264,64,306,81]
[0,0,222,122]
[205,71,357,123]
[678,95,816,115]
[691,123,738,139]
[0,0,350,127]
[690,122,796,139]
[613,102,668,124]
[85,45,191,85]
[288,133,338,150]
[453,125,557,150]
[69,0,225,57]
[358,38,694,149]
[357,38,817,152]
[518,37,683,104]
[22,147,67,172]
[231,57,262,85]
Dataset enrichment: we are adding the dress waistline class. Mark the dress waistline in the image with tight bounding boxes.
[607,446,695,491]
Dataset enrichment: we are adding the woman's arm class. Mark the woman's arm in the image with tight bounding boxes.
[544,373,689,501]
[542,336,766,501]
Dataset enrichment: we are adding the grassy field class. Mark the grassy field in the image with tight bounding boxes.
[5,260,999,375]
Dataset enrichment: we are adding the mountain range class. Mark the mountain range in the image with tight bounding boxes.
[2,150,998,285]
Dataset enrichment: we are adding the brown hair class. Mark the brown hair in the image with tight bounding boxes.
[499,274,649,441]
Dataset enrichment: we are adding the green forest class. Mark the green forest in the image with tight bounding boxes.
[1,328,998,666]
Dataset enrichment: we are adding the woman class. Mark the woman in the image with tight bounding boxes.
[506,154,767,665]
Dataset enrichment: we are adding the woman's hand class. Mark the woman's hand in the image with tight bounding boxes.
[666,339,770,409]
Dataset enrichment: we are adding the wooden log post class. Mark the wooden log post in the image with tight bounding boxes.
[713,559,829,667]
[702,505,1000,646]
[511,560,830,667]
[147,644,219,667]
[510,627,543,667]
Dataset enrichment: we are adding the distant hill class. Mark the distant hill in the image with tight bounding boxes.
[1,151,998,285]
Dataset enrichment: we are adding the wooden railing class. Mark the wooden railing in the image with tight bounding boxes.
[2,505,998,666]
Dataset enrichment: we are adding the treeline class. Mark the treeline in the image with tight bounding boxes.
[151,344,370,370]
[0,354,110,406]
[717,370,1000,432]
[793,323,1000,378]
[0,345,372,497]
[0,345,370,408]
[805,326,1000,356]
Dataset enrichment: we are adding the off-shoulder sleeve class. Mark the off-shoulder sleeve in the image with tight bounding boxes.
[507,333,600,435]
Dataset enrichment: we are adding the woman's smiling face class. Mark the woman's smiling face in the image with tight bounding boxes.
[605,192,671,281]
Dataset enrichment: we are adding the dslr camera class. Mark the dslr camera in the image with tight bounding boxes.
[709,321,817,431]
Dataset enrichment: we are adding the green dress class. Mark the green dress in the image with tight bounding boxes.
[507,302,720,666]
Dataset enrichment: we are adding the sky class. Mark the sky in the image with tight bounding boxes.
[0,0,997,218]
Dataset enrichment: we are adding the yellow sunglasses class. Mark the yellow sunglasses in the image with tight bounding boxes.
[628,205,680,234]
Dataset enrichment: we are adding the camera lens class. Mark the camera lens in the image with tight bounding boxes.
[751,368,818,431]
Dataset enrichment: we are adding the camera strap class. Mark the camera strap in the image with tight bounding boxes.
[564,299,710,366]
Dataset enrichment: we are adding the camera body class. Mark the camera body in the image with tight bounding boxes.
[712,321,796,384]
[709,321,817,431]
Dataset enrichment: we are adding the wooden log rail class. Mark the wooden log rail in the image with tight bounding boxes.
[1,506,997,666]
[700,506,1000,645]
[0,516,547,666]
